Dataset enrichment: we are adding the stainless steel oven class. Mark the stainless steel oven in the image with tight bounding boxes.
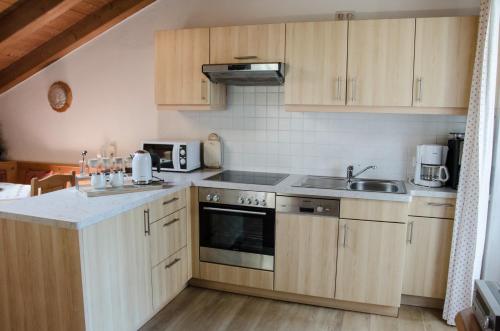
[198,187,275,271]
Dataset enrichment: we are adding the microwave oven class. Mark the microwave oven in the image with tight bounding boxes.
[142,140,200,172]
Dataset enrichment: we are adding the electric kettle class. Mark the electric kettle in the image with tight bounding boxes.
[132,150,152,184]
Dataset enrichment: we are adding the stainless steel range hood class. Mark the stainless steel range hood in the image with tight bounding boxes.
[202,63,284,86]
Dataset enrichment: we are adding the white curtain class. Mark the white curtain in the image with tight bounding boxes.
[443,0,500,325]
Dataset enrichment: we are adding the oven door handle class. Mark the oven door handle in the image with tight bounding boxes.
[203,206,267,216]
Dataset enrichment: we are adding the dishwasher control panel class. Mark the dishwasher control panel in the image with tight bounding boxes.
[276,195,340,217]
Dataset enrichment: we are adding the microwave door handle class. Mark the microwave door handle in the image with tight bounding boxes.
[173,144,180,170]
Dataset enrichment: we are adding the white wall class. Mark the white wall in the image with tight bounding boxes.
[0,0,477,174]
[160,86,466,179]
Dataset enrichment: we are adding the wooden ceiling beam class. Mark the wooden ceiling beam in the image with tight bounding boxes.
[0,0,155,94]
[0,0,82,51]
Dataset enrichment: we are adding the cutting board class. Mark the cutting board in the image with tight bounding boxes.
[78,183,173,197]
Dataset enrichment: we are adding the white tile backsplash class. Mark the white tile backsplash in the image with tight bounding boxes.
[159,86,467,180]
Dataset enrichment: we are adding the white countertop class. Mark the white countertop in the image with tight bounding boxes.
[0,169,456,229]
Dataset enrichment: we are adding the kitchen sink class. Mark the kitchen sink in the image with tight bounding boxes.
[348,180,405,193]
[293,176,406,194]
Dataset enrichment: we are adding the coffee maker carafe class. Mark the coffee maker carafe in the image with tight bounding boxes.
[414,145,450,187]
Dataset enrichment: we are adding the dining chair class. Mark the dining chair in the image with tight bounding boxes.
[31,171,76,196]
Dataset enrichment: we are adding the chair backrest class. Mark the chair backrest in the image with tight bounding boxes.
[31,171,76,196]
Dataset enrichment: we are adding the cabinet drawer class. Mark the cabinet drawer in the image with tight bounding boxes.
[149,189,186,222]
[150,208,187,266]
[409,197,455,219]
[340,198,408,223]
[199,262,274,290]
[152,247,188,311]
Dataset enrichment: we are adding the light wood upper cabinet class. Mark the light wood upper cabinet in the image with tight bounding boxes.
[284,21,348,105]
[210,23,285,63]
[335,219,407,307]
[155,28,225,109]
[347,19,415,107]
[275,213,338,298]
[413,17,478,108]
[403,216,453,299]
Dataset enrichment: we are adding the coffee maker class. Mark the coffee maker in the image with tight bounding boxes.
[414,145,450,187]
[446,133,464,189]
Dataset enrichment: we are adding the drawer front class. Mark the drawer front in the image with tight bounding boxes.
[150,208,187,266]
[152,247,188,311]
[340,198,408,223]
[199,262,274,290]
[409,197,455,219]
[149,189,187,223]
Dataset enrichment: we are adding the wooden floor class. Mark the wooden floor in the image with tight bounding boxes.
[141,287,455,331]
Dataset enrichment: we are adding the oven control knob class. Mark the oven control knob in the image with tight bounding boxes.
[316,206,324,213]
[180,158,186,165]
[206,194,212,201]
[238,196,245,204]
[179,149,186,156]
[212,194,220,202]
[260,199,267,207]
[246,198,252,205]
[254,199,260,205]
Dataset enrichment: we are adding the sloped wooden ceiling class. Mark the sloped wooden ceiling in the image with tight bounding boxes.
[0,0,155,94]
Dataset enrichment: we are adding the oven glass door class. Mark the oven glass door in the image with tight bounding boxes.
[199,202,275,270]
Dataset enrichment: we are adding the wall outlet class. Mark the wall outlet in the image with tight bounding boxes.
[335,11,354,20]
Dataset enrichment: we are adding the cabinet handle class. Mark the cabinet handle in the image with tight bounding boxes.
[336,76,341,101]
[143,209,150,236]
[416,78,423,102]
[201,79,208,101]
[350,78,356,102]
[234,55,258,60]
[163,197,179,205]
[343,223,348,247]
[407,221,414,244]
[163,217,180,227]
[427,202,455,207]
[165,258,181,269]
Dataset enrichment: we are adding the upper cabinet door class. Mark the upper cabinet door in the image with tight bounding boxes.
[210,23,285,63]
[285,21,348,105]
[155,28,216,106]
[413,17,478,108]
[347,19,415,107]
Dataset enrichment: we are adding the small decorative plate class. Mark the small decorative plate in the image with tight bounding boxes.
[48,81,72,112]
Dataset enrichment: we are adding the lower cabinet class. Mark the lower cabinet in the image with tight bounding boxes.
[81,189,189,330]
[152,248,188,311]
[80,205,153,331]
[274,213,338,298]
[403,216,453,299]
[335,218,407,307]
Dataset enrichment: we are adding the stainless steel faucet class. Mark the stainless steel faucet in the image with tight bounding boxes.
[346,165,377,183]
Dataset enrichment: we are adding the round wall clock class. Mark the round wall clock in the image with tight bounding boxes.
[48,81,72,112]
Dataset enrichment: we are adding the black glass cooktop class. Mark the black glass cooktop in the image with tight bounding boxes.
[205,170,289,186]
